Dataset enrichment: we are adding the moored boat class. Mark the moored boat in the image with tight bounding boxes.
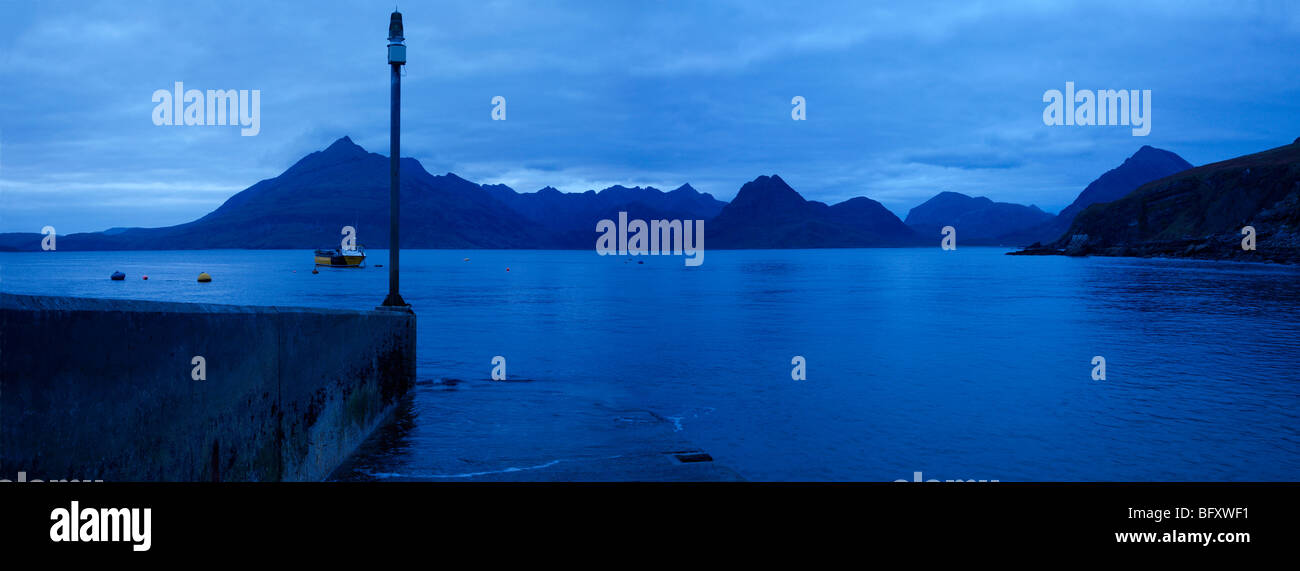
[314,245,366,268]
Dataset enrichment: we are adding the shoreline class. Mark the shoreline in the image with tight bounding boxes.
[1008,245,1300,266]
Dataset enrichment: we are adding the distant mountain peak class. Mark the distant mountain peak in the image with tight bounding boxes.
[1126,144,1185,166]
[732,174,802,205]
[283,136,374,175]
[1093,145,1192,191]
[835,196,885,207]
[905,190,1053,242]
[598,184,656,194]
[1003,144,1194,246]
[748,174,793,190]
[709,176,919,248]
[323,135,367,157]
[720,175,814,221]
[1130,144,1157,157]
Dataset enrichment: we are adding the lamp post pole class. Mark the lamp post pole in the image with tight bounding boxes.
[383,10,408,308]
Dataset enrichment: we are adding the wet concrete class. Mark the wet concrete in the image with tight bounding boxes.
[1,293,415,481]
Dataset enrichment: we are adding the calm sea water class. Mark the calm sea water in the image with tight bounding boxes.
[2,248,1297,481]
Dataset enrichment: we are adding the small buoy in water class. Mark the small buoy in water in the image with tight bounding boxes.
[311,268,319,274]
[142,275,149,280]
[506,267,510,272]
[464,257,470,261]
[197,272,212,282]
[110,271,125,281]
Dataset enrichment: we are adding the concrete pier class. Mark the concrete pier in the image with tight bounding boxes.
[0,293,416,481]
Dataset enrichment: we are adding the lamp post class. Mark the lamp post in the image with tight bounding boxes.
[382,10,408,308]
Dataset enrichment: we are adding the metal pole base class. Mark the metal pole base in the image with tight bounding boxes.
[381,293,408,307]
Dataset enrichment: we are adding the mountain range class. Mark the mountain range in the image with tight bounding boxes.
[3,135,1292,260]
[0,136,922,250]
[482,182,727,248]
[0,137,725,250]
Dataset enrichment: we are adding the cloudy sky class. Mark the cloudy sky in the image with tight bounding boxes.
[2,0,1298,233]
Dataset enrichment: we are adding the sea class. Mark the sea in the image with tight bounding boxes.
[2,247,1297,481]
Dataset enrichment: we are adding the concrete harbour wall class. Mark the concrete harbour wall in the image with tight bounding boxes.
[0,293,415,481]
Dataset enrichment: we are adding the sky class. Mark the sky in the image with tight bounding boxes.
[1,0,1298,233]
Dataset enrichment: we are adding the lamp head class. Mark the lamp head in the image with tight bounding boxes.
[387,11,406,65]
[388,11,404,42]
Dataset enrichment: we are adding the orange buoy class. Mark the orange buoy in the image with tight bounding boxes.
[142,275,149,280]
[311,268,319,274]
[197,272,212,282]
[506,267,510,272]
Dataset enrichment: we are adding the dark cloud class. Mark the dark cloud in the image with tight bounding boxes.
[904,150,1024,170]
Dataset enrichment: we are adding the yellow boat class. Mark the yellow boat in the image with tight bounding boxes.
[314,245,366,268]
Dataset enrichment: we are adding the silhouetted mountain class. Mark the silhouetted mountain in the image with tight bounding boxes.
[904,191,1052,244]
[709,175,919,248]
[483,182,725,247]
[1044,138,1300,262]
[0,136,555,250]
[1000,145,1193,245]
[1061,146,1192,221]
[11,136,1221,255]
